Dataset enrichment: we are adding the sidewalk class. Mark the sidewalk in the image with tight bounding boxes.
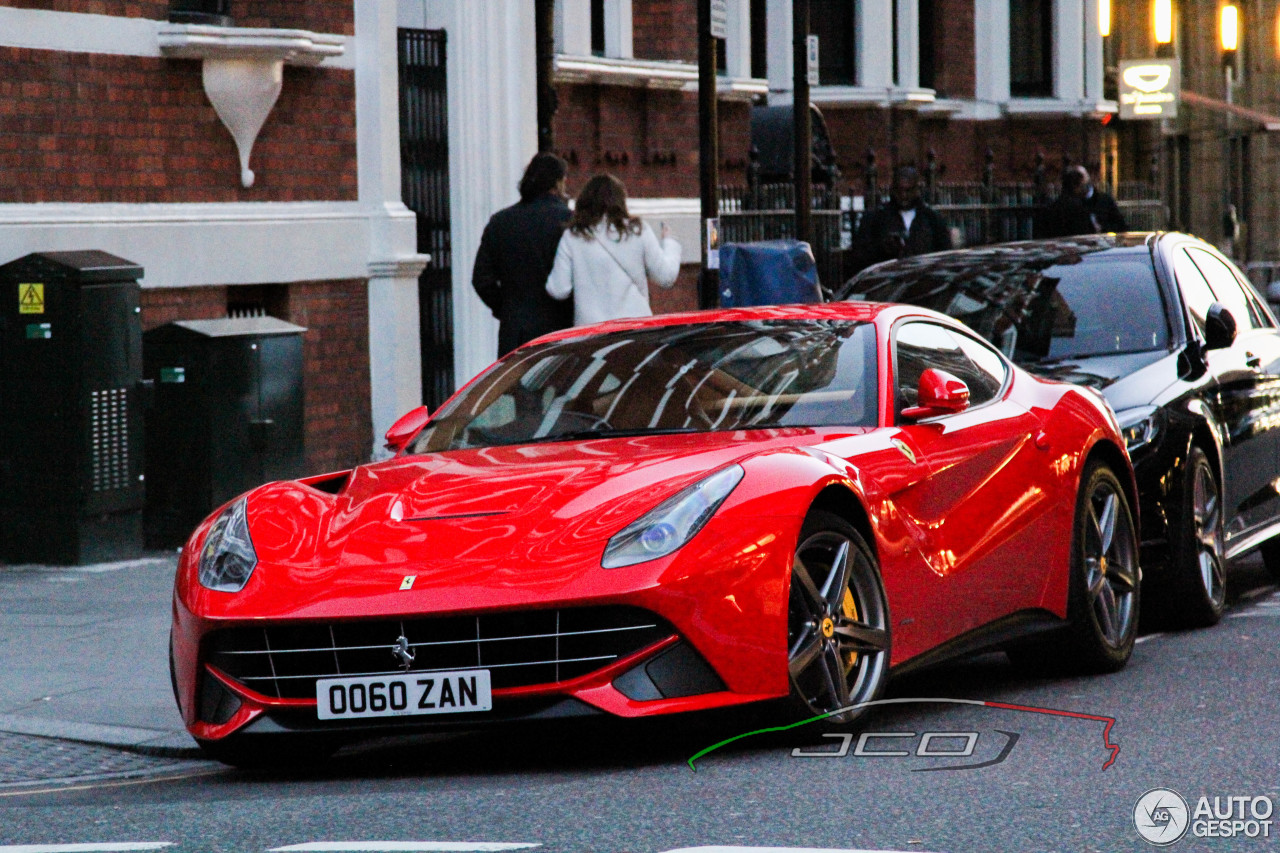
[0,554,200,759]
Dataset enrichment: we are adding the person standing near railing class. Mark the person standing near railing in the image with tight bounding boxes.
[1034,165,1127,238]
[848,165,952,274]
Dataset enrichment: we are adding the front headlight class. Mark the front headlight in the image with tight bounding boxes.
[602,465,745,568]
[1116,405,1165,455]
[198,498,258,592]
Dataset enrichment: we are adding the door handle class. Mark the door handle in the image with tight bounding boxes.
[1246,351,1262,370]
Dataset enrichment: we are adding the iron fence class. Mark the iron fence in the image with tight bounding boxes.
[718,180,1168,293]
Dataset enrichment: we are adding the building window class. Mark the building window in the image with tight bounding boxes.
[1009,0,1053,96]
[750,0,768,79]
[811,0,857,86]
[918,0,937,91]
[591,0,606,56]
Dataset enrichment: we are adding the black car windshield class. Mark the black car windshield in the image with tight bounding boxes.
[410,319,878,452]
[846,253,1170,363]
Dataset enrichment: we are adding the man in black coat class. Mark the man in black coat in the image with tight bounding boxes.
[472,153,573,357]
[849,166,953,273]
[1034,165,1127,238]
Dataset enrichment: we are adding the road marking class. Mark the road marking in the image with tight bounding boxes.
[660,847,944,853]
[0,768,222,799]
[1229,610,1280,618]
[270,840,540,845]
[0,840,174,845]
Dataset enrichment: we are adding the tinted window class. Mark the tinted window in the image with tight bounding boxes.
[1186,247,1262,330]
[411,320,878,452]
[848,253,1169,363]
[894,322,1005,416]
[1172,249,1217,330]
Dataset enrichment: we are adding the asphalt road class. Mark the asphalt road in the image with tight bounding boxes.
[1,559,1277,853]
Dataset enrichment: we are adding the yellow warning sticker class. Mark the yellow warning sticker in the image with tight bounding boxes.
[18,283,44,314]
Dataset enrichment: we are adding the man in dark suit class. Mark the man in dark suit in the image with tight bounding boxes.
[1035,165,1127,238]
[850,165,953,273]
[472,153,573,357]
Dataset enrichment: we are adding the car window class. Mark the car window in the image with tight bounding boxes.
[846,253,1169,363]
[894,322,1005,417]
[1185,247,1263,330]
[1172,249,1217,331]
[411,319,879,451]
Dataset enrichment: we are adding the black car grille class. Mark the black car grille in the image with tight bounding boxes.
[205,606,674,699]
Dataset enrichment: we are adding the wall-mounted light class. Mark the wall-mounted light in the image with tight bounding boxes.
[1221,4,1239,52]
[1100,0,1112,37]
[1154,0,1173,44]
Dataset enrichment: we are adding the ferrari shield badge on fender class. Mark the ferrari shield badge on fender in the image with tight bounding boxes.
[400,575,416,590]
[891,438,917,464]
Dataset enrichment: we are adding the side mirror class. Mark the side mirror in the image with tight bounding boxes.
[901,368,970,420]
[1204,302,1238,351]
[384,405,431,452]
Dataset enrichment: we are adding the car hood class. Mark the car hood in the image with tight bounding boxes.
[244,430,827,577]
[1019,349,1181,410]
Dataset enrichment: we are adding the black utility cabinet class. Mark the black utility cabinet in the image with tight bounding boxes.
[0,251,147,565]
[144,316,307,548]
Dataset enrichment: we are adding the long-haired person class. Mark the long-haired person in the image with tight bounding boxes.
[546,174,681,325]
[472,152,573,356]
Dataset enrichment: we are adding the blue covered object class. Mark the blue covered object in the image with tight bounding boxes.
[719,240,823,308]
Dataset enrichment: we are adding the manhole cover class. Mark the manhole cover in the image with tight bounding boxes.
[0,731,212,789]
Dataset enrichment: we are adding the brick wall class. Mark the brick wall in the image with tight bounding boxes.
[0,0,353,31]
[554,85,751,198]
[284,279,371,473]
[632,0,697,62]
[140,279,371,473]
[649,264,700,314]
[0,49,356,203]
[819,106,1099,189]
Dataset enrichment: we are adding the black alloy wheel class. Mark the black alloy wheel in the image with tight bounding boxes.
[1158,446,1226,628]
[787,510,890,723]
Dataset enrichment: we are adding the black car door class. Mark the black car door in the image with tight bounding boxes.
[1174,246,1280,542]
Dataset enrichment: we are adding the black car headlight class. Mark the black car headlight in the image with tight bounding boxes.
[602,465,745,568]
[1116,405,1165,455]
[198,498,258,592]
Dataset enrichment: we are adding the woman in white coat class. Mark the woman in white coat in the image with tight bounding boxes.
[546,174,682,325]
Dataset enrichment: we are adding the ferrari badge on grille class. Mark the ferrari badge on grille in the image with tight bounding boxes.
[391,634,415,671]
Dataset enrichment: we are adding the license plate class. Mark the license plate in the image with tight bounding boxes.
[316,670,492,720]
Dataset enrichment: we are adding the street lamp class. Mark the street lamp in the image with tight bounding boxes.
[1221,3,1241,255]
[1154,0,1173,45]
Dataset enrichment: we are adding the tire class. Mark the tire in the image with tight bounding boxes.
[196,733,339,770]
[785,510,891,724]
[1155,446,1226,628]
[1008,461,1140,674]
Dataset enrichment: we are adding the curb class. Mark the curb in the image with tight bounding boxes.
[0,713,202,759]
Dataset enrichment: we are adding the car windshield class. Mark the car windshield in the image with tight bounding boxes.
[410,319,878,452]
[846,253,1170,363]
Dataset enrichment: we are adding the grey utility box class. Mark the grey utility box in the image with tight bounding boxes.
[143,316,307,548]
[0,251,148,565]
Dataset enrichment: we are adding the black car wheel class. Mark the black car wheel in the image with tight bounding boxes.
[1157,446,1226,627]
[786,511,890,723]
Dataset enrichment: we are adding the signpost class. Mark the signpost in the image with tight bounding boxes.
[1117,59,1180,120]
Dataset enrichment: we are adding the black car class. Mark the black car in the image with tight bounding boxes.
[838,233,1280,628]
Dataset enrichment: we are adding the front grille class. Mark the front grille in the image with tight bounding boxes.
[206,606,674,699]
